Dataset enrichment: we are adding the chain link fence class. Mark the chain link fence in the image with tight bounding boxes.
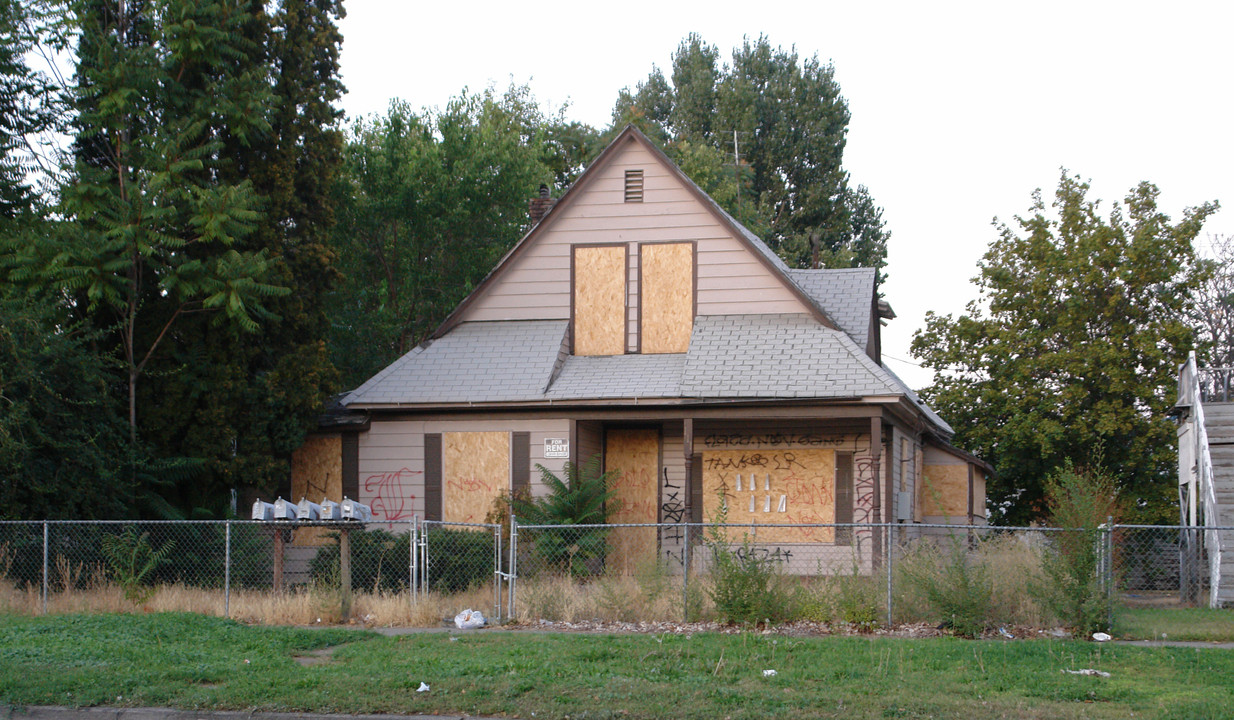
[2,519,1229,626]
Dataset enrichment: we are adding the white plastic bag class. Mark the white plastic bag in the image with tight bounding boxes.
[454,608,486,629]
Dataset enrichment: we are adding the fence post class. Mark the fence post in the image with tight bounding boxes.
[224,520,231,618]
[41,521,48,615]
[272,528,285,593]
[493,523,502,623]
[422,522,430,594]
[682,522,690,623]
[1105,517,1114,630]
[885,524,894,627]
[508,516,517,620]
[410,515,418,605]
[339,527,352,620]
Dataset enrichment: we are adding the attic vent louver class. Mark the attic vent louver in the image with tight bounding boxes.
[624,169,643,202]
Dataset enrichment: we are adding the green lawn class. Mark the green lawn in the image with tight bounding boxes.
[1115,607,1234,642]
[2,613,1233,719]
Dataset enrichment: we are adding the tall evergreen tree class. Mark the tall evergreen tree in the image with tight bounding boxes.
[614,34,888,281]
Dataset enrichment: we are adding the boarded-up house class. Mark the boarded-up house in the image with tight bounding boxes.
[292,125,989,572]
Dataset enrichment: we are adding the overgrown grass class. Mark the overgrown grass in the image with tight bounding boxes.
[1114,608,1234,642]
[0,575,498,627]
[3,613,1234,719]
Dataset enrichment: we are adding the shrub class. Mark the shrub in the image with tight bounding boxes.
[1036,461,1119,635]
[512,456,616,578]
[899,537,993,638]
[704,500,797,625]
[831,563,881,631]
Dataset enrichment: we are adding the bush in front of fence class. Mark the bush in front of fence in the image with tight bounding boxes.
[706,532,799,625]
[1036,462,1119,634]
[897,537,993,638]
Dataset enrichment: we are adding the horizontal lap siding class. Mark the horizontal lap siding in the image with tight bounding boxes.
[357,418,571,526]
[460,140,808,325]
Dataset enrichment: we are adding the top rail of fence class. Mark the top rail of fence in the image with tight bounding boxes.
[420,520,499,529]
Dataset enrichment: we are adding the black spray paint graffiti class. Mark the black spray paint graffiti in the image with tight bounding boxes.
[703,433,834,448]
[734,546,794,563]
[852,438,878,555]
[660,467,686,565]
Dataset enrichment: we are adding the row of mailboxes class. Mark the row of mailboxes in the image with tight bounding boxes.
[251,496,372,523]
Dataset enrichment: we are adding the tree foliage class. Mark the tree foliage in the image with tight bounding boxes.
[911,172,1217,524]
[139,0,347,512]
[613,34,888,279]
[327,86,559,388]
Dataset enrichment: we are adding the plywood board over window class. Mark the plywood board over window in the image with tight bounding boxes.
[443,432,509,524]
[702,449,836,543]
[920,464,968,520]
[640,242,694,354]
[291,435,343,546]
[573,245,627,356]
[605,428,660,573]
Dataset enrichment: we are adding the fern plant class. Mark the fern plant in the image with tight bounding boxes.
[101,526,175,606]
[511,455,617,577]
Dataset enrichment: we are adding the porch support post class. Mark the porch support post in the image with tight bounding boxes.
[870,416,883,569]
[683,417,694,521]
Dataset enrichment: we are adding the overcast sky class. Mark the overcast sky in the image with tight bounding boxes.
[337,0,1233,390]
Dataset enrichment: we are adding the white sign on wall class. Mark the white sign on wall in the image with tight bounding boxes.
[544,438,569,459]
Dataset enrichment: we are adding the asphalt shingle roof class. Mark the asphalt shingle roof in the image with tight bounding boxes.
[681,314,901,399]
[344,320,568,405]
[545,353,685,399]
[787,268,875,350]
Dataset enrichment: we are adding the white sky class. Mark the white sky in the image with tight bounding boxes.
[338,0,1234,390]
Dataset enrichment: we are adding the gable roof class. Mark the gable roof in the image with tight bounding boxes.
[430,124,843,339]
[341,125,955,436]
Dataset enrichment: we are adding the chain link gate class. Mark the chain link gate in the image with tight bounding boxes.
[414,519,504,623]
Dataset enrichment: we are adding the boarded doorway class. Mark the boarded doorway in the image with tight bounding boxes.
[605,428,660,573]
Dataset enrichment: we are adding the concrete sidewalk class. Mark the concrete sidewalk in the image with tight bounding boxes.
[2,708,513,720]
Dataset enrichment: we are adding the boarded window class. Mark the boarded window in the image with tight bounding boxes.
[701,449,836,543]
[443,432,509,524]
[920,463,969,519]
[640,242,694,353]
[573,245,627,356]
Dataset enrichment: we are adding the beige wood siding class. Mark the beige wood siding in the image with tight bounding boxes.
[458,139,809,329]
[356,418,570,527]
[573,245,627,356]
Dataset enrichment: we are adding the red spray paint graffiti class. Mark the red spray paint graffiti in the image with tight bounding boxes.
[363,468,421,528]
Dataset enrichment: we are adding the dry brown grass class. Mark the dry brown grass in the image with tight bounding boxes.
[515,559,705,623]
[0,574,504,627]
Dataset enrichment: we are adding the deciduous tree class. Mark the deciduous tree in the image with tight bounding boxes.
[327,87,555,388]
[911,172,1217,524]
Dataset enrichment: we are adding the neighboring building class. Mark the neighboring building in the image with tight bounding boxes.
[290,125,988,573]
